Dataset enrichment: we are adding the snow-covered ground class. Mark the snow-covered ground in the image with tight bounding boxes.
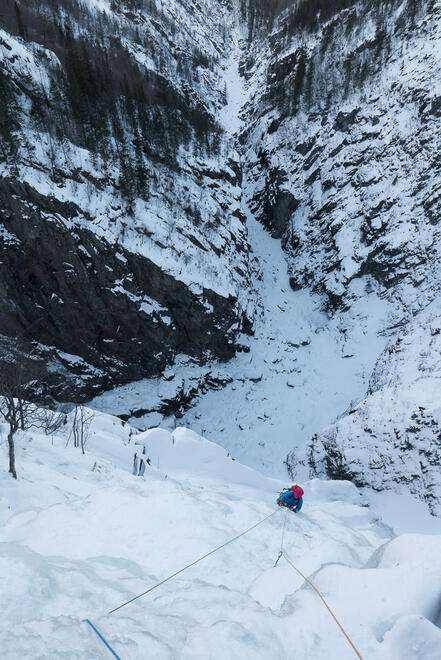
[1,413,441,659]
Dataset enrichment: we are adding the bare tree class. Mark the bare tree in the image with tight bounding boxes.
[38,407,67,438]
[0,361,41,479]
[67,405,95,454]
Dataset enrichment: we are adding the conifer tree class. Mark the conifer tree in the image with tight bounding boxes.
[134,131,148,199]
[119,142,136,213]
[14,1,26,39]
[0,67,19,165]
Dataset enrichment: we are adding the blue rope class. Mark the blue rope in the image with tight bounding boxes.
[108,509,279,615]
[84,619,122,660]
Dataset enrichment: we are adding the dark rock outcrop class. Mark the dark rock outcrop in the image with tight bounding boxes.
[250,167,299,238]
[0,177,248,401]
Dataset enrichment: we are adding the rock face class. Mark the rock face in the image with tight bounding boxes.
[288,309,441,515]
[242,0,441,316]
[237,0,441,506]
[0,0,252,401]
[0,177,244,401]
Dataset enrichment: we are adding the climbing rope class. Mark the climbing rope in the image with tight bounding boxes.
[274,506,288,567]
[280,506,288,553]
[281,552,363,660]
[275,511,364,660]
[83,619,122,660]
[108,509,280,614]
[84,509,280,658]
[84,503,363,659]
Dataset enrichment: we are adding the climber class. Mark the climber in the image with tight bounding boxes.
[277,484,304,512]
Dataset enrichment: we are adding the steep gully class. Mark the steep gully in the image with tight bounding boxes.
[93,27,386,480]
[183,32,388,478]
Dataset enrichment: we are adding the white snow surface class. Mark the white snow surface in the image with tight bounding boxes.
[181,210,388,477]
[1,412,441,659]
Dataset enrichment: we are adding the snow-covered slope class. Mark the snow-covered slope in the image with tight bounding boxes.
[233,0,441,504]
[0,0,252,401]
[2,413,441,658]
[291,303,441,515]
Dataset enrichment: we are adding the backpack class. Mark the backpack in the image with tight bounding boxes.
[289,484,304,499]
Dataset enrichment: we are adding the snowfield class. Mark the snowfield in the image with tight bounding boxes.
[1,414,441,659]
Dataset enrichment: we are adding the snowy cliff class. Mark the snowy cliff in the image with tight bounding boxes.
[293,305,441,515]
[0,0,252,402]
[236,0,441,504]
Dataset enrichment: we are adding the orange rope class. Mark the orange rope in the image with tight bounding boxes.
[281,551,363,660]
